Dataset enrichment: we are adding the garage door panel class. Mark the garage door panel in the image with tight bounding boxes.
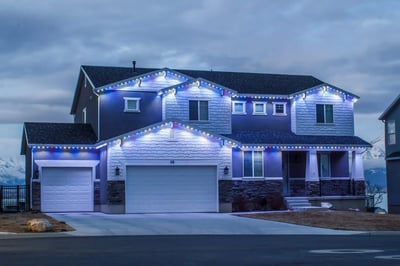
[41,167,93,212]
[126,166,217,213]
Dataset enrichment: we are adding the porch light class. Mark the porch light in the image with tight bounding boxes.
[115,166,120,176]
[224,166,229,175]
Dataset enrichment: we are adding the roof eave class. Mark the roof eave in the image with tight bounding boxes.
[379,94,400,120]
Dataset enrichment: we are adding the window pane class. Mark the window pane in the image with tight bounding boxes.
[189,100,198,120]
[253,151,263,177]
[389,134,396,145]
[243,151,253,177]
[320,153,330,177]
[316,104,325,123]
[234,102,244,113]
[275,104,284,114]
[388,121,396,134]
[325,104,333,123]
[199,101,208,120]
[127,100,137,110]
[255,103,264,113]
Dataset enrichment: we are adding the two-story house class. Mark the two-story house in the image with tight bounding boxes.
[21,63,371,213]
[379,94,400,214]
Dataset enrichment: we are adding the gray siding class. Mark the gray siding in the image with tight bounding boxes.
[384,105,400,156]
[163,84,232,134]
[292,90,354,136]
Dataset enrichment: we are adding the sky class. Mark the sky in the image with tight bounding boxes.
[1,0,399,158]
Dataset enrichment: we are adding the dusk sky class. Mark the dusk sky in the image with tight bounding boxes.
[1,0,399,157]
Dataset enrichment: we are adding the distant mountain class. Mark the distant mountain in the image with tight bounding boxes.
[363,136,386,190]
[0,156,25,185]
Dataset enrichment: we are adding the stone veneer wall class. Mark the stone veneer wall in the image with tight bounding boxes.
[32,182,40,211]
[94,181,101,210]
[219,180,283,212]
[289,179,306,196]
[321,180,350,196]
[306,181,320,196]
[107,181,125,205]
[353,180,366,196]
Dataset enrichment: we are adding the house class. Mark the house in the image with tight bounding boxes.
[21,63,371,213]
[379,94,400,214]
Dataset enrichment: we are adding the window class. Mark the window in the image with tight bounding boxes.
[316,104,333,123]
[82,107,87,123]
[189,100,208,121]
[252,101,267,115]
[243,151,263,177]
[273,102,287,115]
[232,101,246,114]
[319,153,331,178]
[388,120,396,145]
[124,97,141,112]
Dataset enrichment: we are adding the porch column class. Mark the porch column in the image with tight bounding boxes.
[351,150,366,195]
[305,150,320,196]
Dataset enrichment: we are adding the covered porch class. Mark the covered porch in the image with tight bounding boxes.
[282,149,366,197]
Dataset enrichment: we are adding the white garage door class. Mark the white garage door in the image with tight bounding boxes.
[126,166,217,213]
[41,167,93,212]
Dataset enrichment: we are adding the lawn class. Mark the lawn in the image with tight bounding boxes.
[0,212,74,233]
[240,210,400,231]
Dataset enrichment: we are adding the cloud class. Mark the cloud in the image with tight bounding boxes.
[0,0,399,141]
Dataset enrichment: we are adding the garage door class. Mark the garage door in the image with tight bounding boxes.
[41,167,93,212]
[126,166,217,213]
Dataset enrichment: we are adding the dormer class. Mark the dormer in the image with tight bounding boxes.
[290,84,359,136]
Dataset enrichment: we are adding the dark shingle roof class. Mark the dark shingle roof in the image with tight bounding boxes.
[379,94,400,120]
[224,130,371,147]
[81,65,324,94]
[24,122,98,145]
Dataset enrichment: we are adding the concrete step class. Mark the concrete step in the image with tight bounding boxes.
[284,197,312,210]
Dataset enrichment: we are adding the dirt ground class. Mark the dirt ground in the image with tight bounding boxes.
[240,210,400,231]
[0,212,74,233]
[1,210,400,233]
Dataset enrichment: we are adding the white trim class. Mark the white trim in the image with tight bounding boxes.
[232,100,247,114]
[272,102,287,116]
[35,160,99,167]
[124,97,141,112]
[82,107,87,123]
[252,101,267,115]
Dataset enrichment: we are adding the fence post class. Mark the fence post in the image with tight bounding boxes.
[16,185,20,212]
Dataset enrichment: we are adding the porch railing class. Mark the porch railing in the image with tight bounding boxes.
[0,185,30,212]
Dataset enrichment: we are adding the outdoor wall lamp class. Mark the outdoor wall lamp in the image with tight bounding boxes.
[115,166,120,176]
[223,166,229,175]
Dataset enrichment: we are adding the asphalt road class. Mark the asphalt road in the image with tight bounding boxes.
[1,235,400,265]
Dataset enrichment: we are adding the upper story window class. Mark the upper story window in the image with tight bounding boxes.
[82,107,87,123]
[189,100,208,121]
[124,97,141,112]
[232,101,246,114]
[243,151,263,177]
[388,120,396,145]
[316,104,333,123]
[252,101,267,115]
[273,102,287,116]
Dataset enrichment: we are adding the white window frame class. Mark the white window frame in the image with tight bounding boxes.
[189,100,209,121]
[232,101,247,114]
[243,150,264,177]
[82,107,87,123]
[252,101,267,115]
[273,102,287,116]
[316,104,334,124]
[388,120,396,145]
[124,97,141,112]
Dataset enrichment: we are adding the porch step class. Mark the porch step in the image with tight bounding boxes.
[284,197,312,210]
[284,197,330,211]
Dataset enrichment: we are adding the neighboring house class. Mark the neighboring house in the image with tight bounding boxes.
[379,94,400,214]
[21,63,371,213]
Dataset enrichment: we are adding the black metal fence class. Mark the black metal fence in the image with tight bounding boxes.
[0,185,30,212]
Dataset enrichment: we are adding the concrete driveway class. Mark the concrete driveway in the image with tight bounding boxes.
[48,212,361,236]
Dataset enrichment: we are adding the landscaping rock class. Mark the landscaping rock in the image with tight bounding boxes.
[26,218,53,232]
